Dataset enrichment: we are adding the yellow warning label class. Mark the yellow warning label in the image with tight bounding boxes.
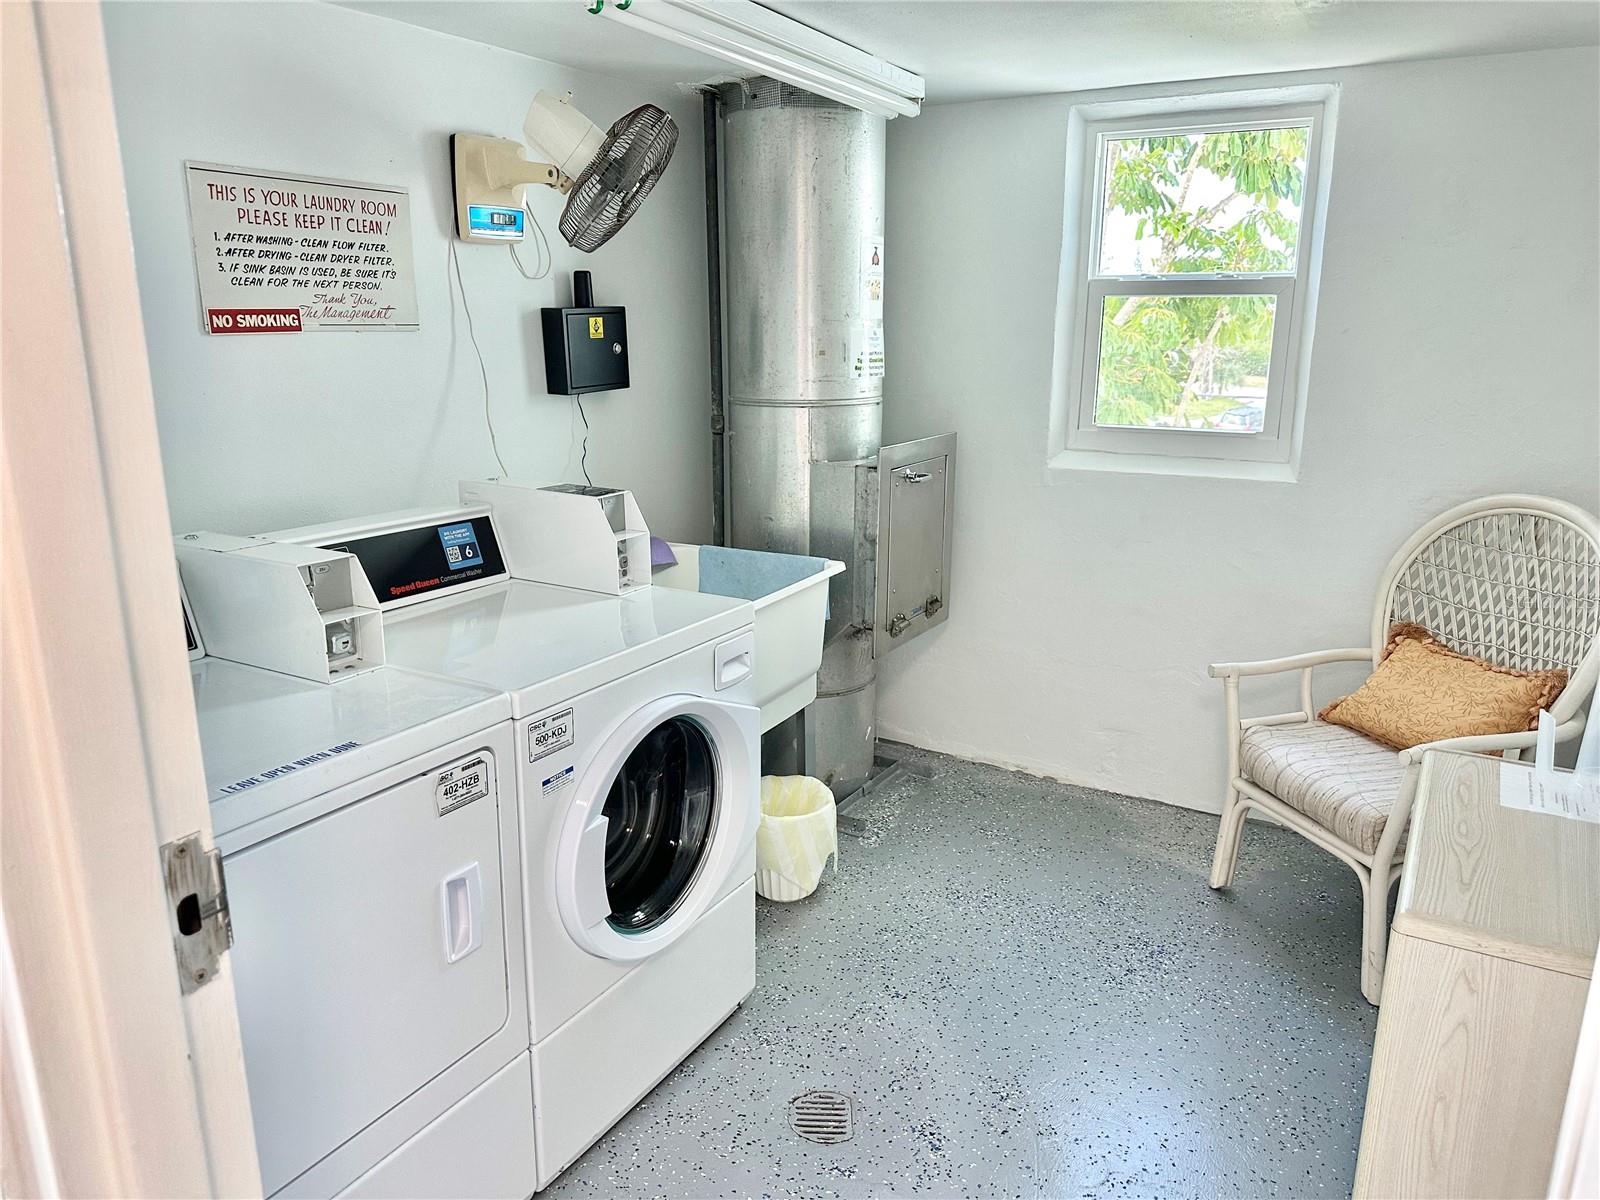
[588,316,605,339]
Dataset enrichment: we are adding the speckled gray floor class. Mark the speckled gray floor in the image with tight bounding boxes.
[543,745,1378,1199]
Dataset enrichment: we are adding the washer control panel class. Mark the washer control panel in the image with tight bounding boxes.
[317,515,508,608]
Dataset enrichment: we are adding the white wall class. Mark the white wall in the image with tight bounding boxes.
[879,47,1600,811]
[104,1,713,540]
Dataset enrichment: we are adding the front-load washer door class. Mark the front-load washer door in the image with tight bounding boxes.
[556,696,758,963]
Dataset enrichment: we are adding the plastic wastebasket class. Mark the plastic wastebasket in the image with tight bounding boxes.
[755,775,838,902]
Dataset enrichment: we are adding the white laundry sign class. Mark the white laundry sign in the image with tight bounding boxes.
[185,161,419,334]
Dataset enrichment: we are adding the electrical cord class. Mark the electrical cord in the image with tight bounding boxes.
[504,202,595,487]
[536,203,594,488]
[507,200,553,280]
[448,238,509,477]
[574,393,593,486]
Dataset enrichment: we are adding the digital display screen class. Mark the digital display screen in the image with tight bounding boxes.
[467,205,523,238]
[321,518,506,606]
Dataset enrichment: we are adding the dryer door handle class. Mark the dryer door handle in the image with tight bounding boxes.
[441,863,483,963]
[572,813,612,931]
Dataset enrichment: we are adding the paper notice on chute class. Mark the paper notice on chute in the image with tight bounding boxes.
[861,233,884,321]
[186,161,418,334]
[851,323,885,379]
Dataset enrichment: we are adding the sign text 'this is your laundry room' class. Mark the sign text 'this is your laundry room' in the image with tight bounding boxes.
[185,161,419,335]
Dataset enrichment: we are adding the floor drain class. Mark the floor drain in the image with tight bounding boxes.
[789,1090,854,1144]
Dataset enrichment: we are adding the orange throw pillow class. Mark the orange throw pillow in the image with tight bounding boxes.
[1318,623,1567,751]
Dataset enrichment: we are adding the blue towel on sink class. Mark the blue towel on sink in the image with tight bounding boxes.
[696,546,831,616]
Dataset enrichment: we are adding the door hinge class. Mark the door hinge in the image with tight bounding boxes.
[161,832,232,994]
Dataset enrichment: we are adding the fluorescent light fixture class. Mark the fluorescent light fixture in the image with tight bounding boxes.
[596,0,925,118]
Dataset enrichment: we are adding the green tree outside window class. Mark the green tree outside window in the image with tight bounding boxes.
[1092,126,1308,431]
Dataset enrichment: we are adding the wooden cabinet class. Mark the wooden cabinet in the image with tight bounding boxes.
[1355,752,1599,1199]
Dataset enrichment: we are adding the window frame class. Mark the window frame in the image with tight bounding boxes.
[1051,88,1337,479]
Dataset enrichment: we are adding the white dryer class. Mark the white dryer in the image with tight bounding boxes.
[268,507,761,1190]
[187,654,536,1199]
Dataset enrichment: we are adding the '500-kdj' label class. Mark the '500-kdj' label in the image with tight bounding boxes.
[528,708,574,763]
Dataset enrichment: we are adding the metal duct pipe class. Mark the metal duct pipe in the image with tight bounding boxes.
[720,78,886,797]
[701,89,727,547]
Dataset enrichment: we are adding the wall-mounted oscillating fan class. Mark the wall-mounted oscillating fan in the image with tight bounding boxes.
[452,91,679,251]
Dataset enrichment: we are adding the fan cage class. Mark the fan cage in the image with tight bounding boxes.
[560,104,679,253]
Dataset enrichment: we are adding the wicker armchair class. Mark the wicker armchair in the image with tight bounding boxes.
[1208,495,1600,1005]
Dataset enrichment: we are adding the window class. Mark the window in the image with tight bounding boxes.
[1053,88,1335,478]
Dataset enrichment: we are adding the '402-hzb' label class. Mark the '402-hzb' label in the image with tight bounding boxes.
[436,755,490,816]
[528,708,574,763]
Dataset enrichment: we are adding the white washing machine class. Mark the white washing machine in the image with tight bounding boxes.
[267,507,762,1190]
[187,651,537,1199]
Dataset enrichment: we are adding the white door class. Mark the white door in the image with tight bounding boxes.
[555,697,758,963]
[3,3,259,1193]
[227,748,511,1195]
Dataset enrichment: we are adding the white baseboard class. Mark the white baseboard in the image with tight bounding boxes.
[876,728,1287,828]
[876,727,1221,815]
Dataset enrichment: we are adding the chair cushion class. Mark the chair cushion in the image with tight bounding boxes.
[1318,622,1566,751]
[1238,721,1402,854]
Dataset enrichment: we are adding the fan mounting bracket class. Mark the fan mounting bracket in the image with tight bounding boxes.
[452,133,573,242]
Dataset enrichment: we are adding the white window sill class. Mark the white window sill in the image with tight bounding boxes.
[1046,447,1300,483]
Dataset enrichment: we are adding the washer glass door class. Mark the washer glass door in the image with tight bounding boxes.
[602,716,716,932]
[557,694,758,962]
